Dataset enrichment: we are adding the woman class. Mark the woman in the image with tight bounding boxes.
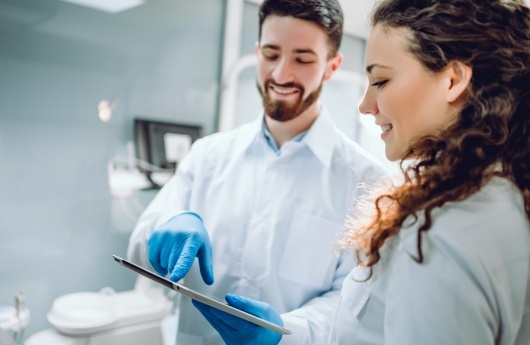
[331,0,530,344]
[192,0,530,344]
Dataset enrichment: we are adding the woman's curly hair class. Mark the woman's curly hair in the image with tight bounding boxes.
[342,0,530,268]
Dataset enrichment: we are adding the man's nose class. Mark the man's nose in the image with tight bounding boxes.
[271,58,294,85]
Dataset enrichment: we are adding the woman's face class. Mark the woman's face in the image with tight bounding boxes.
[359,25,460,161]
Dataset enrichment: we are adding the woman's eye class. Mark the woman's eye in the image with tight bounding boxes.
[371,80,388,89]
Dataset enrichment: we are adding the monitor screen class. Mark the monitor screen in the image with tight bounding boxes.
[134,118,202,172]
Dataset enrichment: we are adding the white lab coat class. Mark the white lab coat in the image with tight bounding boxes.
[128,109,387,345]
[329,177,530,345]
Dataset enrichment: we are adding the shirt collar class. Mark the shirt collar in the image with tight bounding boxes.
[240,108,338,167]
[263,121,307,155]
[236,114,265,151]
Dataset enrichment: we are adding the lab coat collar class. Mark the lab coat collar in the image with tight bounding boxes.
[239,113,267,151]
[302,107,338,168]
[241,108,338,168]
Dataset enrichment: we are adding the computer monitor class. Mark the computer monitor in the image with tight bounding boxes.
[134,118,202,173]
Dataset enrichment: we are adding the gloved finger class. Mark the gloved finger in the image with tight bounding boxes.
[147,234,167,276]
[160,240,173,271]
[169,239,200,281]
[219,294,262,332]
[225,294,284,328]
[167,249,180,280]
[192,300,238,333]
[225,294,261,316]
[191,300,215,322]
[197,238,214,285]
[210,305,257,334]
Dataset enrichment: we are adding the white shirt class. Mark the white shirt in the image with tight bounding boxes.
[128,109,387,345]
[329,177,530,345]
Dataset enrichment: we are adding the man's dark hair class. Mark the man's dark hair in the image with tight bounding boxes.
[258,0,344,58]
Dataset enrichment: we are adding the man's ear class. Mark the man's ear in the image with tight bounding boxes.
[445,61,472,103]
[254,41,260,56]
[323,53,343,81]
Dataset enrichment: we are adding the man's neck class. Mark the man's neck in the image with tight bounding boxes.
[265,101,321,149]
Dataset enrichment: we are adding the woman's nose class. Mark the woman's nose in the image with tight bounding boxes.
[358,88,378,115]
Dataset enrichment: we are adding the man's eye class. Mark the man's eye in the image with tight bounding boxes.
[371,80,388,89]
[297,59,314,64]
[263,54,278,60]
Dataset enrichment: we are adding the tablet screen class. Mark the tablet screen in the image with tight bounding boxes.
[112,255,291,335]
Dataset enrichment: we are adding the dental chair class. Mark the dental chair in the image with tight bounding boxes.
[24,276,176,345]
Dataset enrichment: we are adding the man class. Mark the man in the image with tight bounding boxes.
[127,0,386,344]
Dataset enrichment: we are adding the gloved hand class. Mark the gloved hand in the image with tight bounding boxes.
[192,293,283,345]
[148,212,214,284]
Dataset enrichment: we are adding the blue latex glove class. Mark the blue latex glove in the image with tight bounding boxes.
[192,293,283,345]
[147,212,214,284]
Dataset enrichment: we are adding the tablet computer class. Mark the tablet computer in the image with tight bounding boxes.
[112,255,291,335]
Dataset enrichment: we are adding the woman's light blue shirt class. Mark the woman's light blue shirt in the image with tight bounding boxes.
[330,177,530,344]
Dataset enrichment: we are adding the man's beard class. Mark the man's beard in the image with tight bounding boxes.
[257,79,323,122]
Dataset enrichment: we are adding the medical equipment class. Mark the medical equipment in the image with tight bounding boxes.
[108,119,202,198]
[24,278,174,345]
[107,120,203,227]
[133,119,202,177]
[0,292,30,345]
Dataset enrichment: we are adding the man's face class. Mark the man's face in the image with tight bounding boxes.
[256,15,341,122]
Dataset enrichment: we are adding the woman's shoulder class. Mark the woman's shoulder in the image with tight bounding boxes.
[398,177,530,268]
[437,177,527,236]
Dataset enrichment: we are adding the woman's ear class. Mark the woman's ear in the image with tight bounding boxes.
[445,61,472,103]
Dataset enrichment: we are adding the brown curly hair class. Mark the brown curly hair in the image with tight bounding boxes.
[342,0,530,269]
